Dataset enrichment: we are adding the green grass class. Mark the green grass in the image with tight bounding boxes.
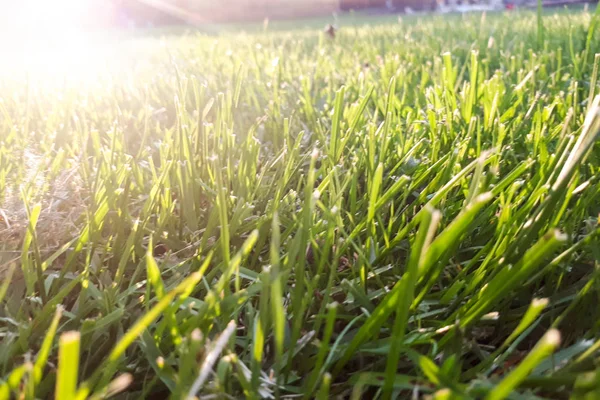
[1,6,600,399]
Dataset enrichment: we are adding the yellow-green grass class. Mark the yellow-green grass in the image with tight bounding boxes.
[1,5,600,399]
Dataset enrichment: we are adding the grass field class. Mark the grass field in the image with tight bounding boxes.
[1,5,600,400]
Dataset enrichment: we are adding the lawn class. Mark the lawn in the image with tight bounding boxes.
[1,6,600,400]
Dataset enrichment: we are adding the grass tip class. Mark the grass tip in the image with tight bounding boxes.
[311,148,320,160]
[544,329,562,347]
[191,329,203,342]
[474,192,494,203]
[482,312,499,321]
[60,331,80,343]
[531,298,549,308]
[547,229,568,242]
[106,373,133,396]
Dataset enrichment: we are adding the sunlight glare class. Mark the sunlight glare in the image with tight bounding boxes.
[10,0,90,43]
[1,0,117,79]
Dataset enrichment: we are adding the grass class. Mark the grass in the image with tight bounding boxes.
[1,5,600,399]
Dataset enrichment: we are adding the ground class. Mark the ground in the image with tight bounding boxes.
[1,7,600,400]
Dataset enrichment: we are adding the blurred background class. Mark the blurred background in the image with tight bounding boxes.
[1,0,596,33]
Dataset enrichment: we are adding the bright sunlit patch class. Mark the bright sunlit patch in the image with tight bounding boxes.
[7,0,91,44]
[0,0,115,79]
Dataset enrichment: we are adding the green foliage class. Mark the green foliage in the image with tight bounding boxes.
[1,7,600,399]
